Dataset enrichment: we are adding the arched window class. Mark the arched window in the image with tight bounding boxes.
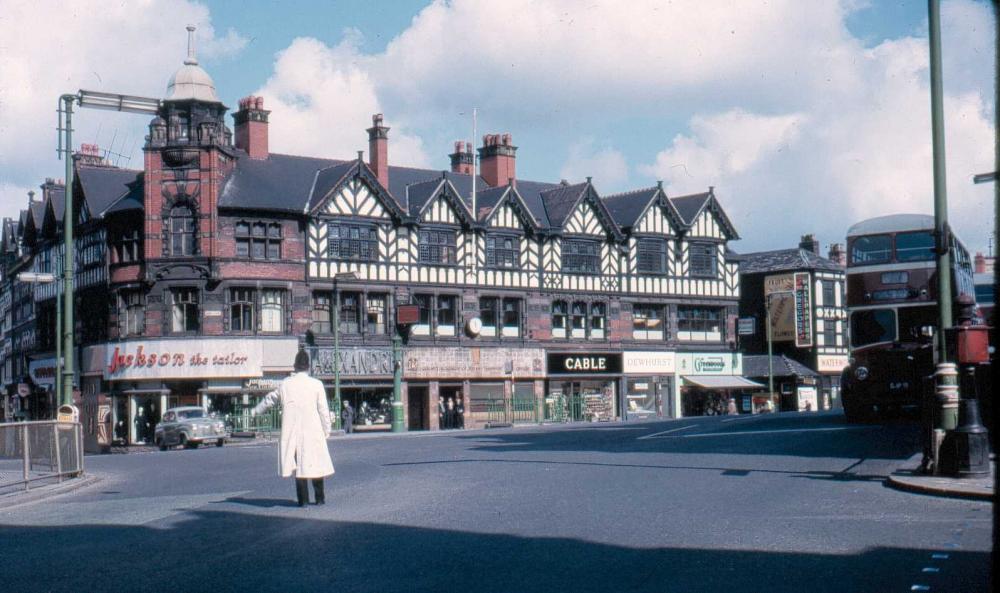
[169,204,196,255]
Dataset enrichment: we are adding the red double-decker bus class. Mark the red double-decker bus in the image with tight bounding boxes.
[840,214,976,422]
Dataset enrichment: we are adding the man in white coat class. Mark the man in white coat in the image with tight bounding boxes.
[253,349,334,506]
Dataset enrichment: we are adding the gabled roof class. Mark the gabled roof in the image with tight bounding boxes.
[76,166,141,217]
[29,202,45,229]
[669,188,739,240]
[405,175,477,226]
[742,355,819,379]
[539,182,587,228]
[505,180,561,229]
[475,184,543,231]
[104,178,145,215]
[602,187,659,228]
[739,248,844,274]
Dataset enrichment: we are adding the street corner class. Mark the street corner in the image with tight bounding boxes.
[886,458,994,501]
[0,472,103,511]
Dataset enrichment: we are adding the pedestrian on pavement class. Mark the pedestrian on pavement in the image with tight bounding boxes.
[437,396,447,429]
[445,396,455,430]
[454,395,465,429]
[727,398,738,415]
[253,349,334,507]
[342,401,355,434]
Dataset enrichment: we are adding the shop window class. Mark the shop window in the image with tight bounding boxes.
[261,289,285,333]
[171,288,200,333]
[418,229,457,265]
[169,204,197,256]
[236,221,282,260]
[119,289,145,337]
[571,302,587,338]
[339,292,361,334]
[562,239,600,274]
[469,383,505,414]
[437,295,457,336]
[312,291,332,333]
[486,234,520,269]
[479,297,499,337]
[589,302,606,339]
[688,242,717,277]
[502,298,521,337]
[229,288,255,332]
[113,228,141,263]
[637,238,667,275]
[552,300,568,339]
[412,294,432,336]
[367,294,387,335]
[329,222,378,261]
[677,306,722,341]
[632,303,665,340]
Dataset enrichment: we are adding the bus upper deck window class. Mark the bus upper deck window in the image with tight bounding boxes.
[895,231,935,262]
[850,235,891,265]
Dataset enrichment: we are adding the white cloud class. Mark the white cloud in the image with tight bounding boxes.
[559,139,628,190]
[0,0,246,220]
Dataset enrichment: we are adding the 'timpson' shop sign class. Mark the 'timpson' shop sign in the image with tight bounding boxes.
[104,340,263,380]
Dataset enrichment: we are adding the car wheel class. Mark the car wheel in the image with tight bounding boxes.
[216,439,225,447]
[156,438,167,452]
[179,433,189,449]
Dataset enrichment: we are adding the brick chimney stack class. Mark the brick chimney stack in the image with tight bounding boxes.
[234,96,270,159]
[367,113,389,189]
[450,141,474,175]
[974,252,987,274]
[478,133,516,187]
[799,234,820,255]
[828,243,846,266]
[73,143,110,167]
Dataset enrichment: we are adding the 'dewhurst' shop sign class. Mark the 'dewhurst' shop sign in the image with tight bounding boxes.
[104,339,263,380]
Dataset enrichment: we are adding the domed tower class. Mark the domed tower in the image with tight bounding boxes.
[141,25,235,335]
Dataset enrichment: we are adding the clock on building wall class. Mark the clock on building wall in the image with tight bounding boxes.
[465,317,483,337]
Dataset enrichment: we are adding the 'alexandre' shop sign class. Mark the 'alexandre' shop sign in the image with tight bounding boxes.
[547,352,623,375]
[104,339,263,380]
[311,348,393,378]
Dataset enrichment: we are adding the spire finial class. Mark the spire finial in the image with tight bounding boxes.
[184,25,198,66]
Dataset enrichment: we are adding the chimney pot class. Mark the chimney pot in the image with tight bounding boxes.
[478,132,516,187]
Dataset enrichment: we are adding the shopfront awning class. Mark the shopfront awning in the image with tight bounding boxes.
[682,376,764,389]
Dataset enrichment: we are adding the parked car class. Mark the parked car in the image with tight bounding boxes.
[154,406,228,450]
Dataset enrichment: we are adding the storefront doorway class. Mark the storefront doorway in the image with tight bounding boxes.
[130,394,161,444]
[408,385,428,430]
[439,385,464,430]
[342,386,394,431]
[624,377,674,419]
[548,380,616,422]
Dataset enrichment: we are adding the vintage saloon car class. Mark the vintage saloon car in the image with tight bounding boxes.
[154,406,228,450]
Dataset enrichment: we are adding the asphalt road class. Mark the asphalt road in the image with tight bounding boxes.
[0,411,991,593]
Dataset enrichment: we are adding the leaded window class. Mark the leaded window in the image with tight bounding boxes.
[689,242,717,277]
[419,229,457,265]
[637,238,667,274]
[329,222,378,261]
[486,234,520,269]
[562,240,600,274]
[236,221,282,261]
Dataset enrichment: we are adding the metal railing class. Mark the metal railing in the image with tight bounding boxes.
[478,396,540,426]
[0,421,84,495]
[223,411,281,438]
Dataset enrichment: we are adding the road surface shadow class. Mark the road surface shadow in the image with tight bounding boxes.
[0,510,989,593]
[214,496,301,508]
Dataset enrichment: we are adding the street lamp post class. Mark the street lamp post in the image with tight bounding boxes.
[331,272,357,431]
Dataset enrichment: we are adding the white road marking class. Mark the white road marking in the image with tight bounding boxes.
[636,424,698,440]
[673,426,873,439]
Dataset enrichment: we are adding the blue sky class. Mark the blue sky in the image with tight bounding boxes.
[1,1,995,255]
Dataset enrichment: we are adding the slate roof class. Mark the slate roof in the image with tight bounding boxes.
[739,248,844,274]
[48,187,66,223]
[508,180,561,228]
[77,166,142,216]
[307,161,357,212]
[742,355,819,379]
[602,187,659,228]
[220,153,345,213]
[104,179,145,214]
[404,177,449,216]
[29,202,45,228]
[539,182,588,228]
[669,192,712,225]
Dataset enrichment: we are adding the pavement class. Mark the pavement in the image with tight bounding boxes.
[886,453,995,500]
[0,410,991,593]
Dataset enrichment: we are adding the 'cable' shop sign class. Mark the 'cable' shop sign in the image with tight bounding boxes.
[547,353,622,374]
[104,339,263,380]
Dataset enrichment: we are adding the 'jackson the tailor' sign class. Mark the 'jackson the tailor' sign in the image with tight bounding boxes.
[104,339,262,380]
[547,353,622,374]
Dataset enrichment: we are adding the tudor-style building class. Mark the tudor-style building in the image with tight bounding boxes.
[0,28,754,441]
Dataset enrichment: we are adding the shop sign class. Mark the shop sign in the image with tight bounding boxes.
[797,386,818,411]
[623,351,675,375]
[676,353,742,375]
[405,348,545,379]
[737,317,755,336]
[29,358,60,387]
[104,339,263,380]
[816,354,849,373]
[311,348,393,378]
[243,377,286,391]
[547,352,622,375]
[764,273,794,295]
[794,272,813,348]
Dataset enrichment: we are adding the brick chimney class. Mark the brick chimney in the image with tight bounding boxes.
[73,143,110,167]
[450,141,474,175]
[367,114,389,189]
[478,133,516,187]
[234,96,270,159]
[974,252,987,274]
[799,234,819,255]
[828,243,846,266]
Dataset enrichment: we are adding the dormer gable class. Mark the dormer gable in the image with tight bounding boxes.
[410,176,476,228]
[557,182,623,241]
[672,188,739,241]
[307,157,405,221]
[484,185,540,234]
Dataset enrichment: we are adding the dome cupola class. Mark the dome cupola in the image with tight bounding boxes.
[165,25,220,103]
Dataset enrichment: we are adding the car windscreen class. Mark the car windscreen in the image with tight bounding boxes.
[177,409,206,419]
[850,234,891,265]
[850,309,896,347]
[895,231,935,262]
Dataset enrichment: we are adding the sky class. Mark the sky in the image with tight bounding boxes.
[0,0,995,256]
